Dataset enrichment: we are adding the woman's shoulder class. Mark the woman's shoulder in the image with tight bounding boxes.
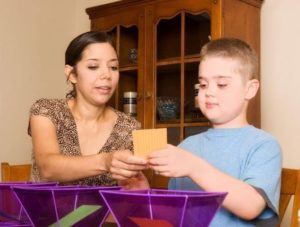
[31,98,66,107]
[30,98,67,116]
[113,109,141,130]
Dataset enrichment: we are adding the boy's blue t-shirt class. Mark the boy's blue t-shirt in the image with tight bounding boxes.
[168,125,282,227]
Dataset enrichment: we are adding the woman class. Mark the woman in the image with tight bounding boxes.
[28,31,148,188]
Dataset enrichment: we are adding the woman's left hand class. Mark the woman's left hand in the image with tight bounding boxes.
[108,150,148,180]
[118,171,150,190]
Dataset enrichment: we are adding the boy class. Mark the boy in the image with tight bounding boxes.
[148,38,282,226]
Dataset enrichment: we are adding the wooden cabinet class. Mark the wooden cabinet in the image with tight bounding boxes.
[86,0,263,188]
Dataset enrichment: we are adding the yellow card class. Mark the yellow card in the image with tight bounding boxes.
[133,128,167,158]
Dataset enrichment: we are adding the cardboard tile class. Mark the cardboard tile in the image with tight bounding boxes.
[133,128,167,158]
[129,216,173,227]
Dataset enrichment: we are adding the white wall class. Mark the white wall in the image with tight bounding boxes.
[261,0,300,169]
[261,1,300,225]
[75,0,119,34]
[0,0,75,165]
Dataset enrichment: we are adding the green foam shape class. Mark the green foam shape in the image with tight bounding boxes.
[49,204,101,227]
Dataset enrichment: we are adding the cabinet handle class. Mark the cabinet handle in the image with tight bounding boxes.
[137,94,143,101]
[145,92,152,99]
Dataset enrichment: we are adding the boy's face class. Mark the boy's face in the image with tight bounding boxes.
[198,56,258,128]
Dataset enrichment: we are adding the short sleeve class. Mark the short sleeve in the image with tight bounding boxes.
[241,139,282,219]
[109,111,141,153]
[124,118,141,152]
[28,99,59,136]
[168,178,176,189]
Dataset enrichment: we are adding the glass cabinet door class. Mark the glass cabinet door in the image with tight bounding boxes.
[155,12,211,143]
[106,25,141,122]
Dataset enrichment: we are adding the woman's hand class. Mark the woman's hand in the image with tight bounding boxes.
[118,171,150,190]
[108,150,148,180]
[148,144,197,178]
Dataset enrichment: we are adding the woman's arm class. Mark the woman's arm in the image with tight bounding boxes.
[31,115,148,183]
[31,115,110,182]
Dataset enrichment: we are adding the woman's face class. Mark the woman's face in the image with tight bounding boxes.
[70,42,119,106]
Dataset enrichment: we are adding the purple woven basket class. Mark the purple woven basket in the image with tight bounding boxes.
[100,189,227,227]
[0,182,57,227]
[12,185,120,227]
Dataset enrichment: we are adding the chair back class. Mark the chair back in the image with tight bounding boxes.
[279,168,300,226]
[1,162,32,182]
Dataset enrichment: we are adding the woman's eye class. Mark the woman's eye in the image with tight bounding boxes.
[110,66,119,71]
[88,66,98,70]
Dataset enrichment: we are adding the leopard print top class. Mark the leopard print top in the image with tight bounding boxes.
[28,98,140,186]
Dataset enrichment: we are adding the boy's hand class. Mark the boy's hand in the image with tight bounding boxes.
[148,144,196,178]
[108,150,148,180]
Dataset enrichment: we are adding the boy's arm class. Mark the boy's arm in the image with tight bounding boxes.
[188,157,266,220]
[148,144,280,220]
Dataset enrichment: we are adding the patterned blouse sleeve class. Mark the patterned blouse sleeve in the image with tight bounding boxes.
[124,117,141,152]
[28,99,58,136]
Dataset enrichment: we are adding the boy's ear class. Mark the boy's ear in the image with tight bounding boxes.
[64,65,77,84]
[245,79,259,100]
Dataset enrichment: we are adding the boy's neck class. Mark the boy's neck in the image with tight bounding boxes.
[212,121,249,129]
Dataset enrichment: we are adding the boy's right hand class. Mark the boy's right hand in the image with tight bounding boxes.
[147,144,197,178]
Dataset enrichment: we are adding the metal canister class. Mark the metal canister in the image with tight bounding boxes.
[123,92,137,117]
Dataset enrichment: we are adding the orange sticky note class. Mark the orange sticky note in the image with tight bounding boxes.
[133,128,167,158]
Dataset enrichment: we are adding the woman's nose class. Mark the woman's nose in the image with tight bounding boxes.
[99,67,111,80]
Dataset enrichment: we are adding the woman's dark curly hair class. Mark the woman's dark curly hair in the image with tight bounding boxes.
[65,31,115,98]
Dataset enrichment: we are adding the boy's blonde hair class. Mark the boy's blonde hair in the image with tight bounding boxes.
[200,38,258,80]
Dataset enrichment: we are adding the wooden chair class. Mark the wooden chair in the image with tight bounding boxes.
[1,162,32,182]
[279,168,300,226]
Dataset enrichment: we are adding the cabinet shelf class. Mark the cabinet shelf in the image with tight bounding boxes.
[184,122,210,127]
[156,121,210,128]
[156,54,201,66]
[119,64,138,72]
[184,54,201,63]
[157,57,181,66]
[156,123,180,128]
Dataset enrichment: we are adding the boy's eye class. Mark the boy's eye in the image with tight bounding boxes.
[199,83,207,88]
[217,84,227,88]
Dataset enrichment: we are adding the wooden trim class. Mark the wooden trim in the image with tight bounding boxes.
[240,0,263,8]
[1,162,10,181]
[87,0,213,19]
[279,168,300,227]
[291,169,300,226]
[1,162,32,182]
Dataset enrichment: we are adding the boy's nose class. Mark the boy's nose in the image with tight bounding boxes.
[205,84,215,97]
